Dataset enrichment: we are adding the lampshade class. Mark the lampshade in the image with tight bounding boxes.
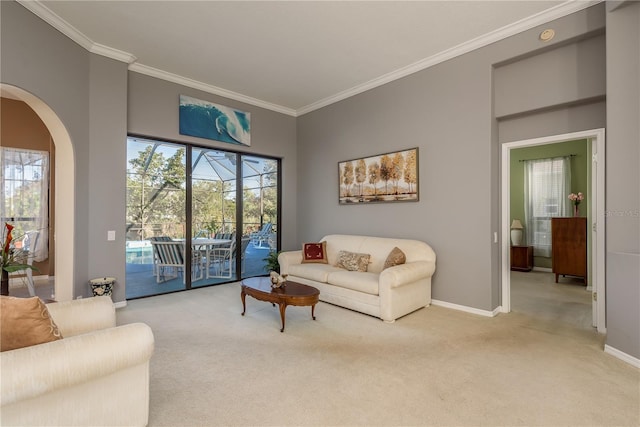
[511,219,523,230]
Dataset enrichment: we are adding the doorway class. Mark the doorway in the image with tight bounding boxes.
[1,84,75,301]
[501,129,606,333]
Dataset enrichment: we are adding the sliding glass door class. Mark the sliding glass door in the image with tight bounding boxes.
[191,148,237,287]
[125,136,279,299]
[125,138,187,298]
[242,155,278,276]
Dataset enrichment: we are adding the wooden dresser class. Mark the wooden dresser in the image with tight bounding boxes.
[551,217,587,285]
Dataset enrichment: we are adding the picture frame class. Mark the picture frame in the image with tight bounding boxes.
[338,148,419,204]
[179,95,251,146]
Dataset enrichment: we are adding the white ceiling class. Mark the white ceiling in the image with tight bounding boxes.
[21,1,596,116]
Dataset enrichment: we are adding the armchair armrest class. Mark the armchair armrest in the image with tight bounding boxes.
[278,250,303,275]
[46,296,116,337]
[0,322,154,406]
[379,260,436,289]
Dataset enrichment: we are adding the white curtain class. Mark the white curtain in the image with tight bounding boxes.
[523,156,571,257]
[0,148,49,262]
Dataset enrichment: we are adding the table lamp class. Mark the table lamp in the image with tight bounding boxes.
[511,219,524,246]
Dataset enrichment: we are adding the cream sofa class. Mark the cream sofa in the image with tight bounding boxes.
[278,234,436,322]
[0,296,154,426]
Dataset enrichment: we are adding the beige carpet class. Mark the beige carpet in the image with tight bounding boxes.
[117,281,639,426]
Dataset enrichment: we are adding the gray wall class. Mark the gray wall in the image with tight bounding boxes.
[605,1,640,359]
[88,55,128,302]
[1,0,91,298]
[297,5,606,312]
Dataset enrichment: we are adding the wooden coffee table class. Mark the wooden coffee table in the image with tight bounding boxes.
[241,277,319,332]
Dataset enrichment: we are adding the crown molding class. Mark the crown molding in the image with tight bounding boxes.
[296,0,602,116]
[128,63,297,117]
[90,43,137,64]
[19,0,602,117]
[17,0,137,64]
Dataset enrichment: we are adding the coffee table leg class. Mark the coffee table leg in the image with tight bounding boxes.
[241,290,246,316]
[311,304,316,320]
[278,303,287,332]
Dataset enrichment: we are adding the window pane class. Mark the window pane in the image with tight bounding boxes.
[0,148,49,260]
[125,137,186,298]
[191,148,237,287]
[242,155,278,276]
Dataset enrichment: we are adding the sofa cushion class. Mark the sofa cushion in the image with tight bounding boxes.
[302,242,328,264]
[383,247,406,269]
[335,250,371,272]
[1,296,63,352]
[289,263,343,283]
[327,270,380,295]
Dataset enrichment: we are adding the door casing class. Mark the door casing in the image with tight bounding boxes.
[500,128,606,333]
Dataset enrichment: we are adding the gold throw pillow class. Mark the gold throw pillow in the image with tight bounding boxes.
[383,247,406,270]
[1,296,62,352]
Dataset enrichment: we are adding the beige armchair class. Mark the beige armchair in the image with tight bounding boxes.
[0,296,154,426]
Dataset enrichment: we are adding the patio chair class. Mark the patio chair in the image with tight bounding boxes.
[214,232,234,240]
[207,239,236,279]
[267,232,277,251]
[238,236,251,274]
[149,236,171,275]
[150,237,203,283]
[250,223,272,247]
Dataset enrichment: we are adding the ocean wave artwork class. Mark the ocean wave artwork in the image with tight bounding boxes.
[179,95,251,146]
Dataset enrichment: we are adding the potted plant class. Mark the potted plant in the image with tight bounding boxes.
[1,223,37,296]
[263,250,280,274]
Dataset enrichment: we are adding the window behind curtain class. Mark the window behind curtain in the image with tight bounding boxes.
[0,148,49,261]
[524,157,571,257]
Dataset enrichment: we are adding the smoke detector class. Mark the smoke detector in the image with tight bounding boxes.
[540,29,555,42]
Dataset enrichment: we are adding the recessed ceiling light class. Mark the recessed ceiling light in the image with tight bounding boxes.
[540,29,555,42]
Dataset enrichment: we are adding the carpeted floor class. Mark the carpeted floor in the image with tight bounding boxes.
[116,278,639,427]
[511,270,592,330]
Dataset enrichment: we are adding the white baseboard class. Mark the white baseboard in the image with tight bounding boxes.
[431,299,500,317]
[604,345,640,369]
[114,300,127,309]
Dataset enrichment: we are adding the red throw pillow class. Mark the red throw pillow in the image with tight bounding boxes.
[302,242,328,264]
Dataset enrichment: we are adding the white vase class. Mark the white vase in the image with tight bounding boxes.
[511,229,523,246]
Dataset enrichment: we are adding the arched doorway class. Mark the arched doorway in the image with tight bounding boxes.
[1,84,75,301]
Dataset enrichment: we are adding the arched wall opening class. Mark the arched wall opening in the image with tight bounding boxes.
[1,84,75,301]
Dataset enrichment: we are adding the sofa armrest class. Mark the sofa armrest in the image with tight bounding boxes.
[379,260,436,288]
[0,322,154,406]
[46,296,116,337]
[278,250,303,275]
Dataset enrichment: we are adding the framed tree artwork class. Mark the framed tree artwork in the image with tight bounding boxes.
[338,148,418,204]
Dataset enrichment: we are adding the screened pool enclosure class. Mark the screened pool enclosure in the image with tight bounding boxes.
[126,136,279,298]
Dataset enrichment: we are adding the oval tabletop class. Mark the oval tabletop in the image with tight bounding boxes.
[241,276,319,297]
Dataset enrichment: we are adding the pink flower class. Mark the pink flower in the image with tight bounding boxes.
[568,192,584,205]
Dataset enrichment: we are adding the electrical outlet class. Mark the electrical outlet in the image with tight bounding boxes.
[107,230,116,241]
